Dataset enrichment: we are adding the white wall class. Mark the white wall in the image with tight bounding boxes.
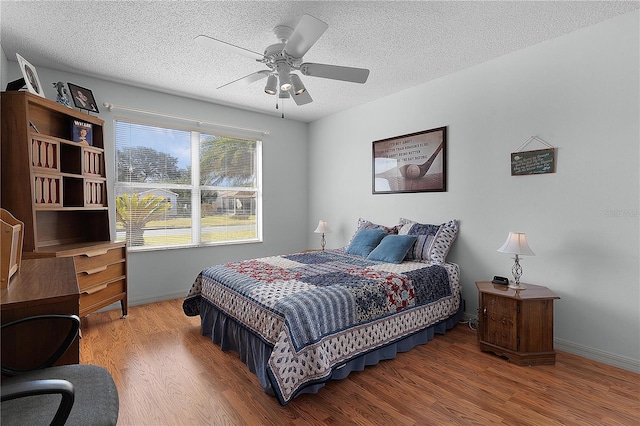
[308,11,640,371]
[1,45,7,89]
[3,64,310,305]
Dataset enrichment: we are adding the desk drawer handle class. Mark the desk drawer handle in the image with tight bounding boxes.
[83,283,109,294]
[82,249,110,258]
[81,266,108,275]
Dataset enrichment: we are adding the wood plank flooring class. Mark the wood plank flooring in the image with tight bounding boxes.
[80,299,640,425]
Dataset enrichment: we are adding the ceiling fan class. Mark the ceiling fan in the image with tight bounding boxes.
[194,14,370,108]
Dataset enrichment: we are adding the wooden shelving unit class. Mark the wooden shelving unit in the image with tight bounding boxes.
[1,91,127,318]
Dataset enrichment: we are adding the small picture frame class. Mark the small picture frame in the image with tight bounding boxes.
[16,54,45,97]
[72,120,93,145]
[67,83,99,113]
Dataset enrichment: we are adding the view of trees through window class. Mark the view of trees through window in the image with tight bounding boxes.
[114,121,261,249]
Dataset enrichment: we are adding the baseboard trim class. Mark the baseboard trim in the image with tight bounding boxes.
[554,338,640,373]
[93,290,188,314]
[127,290,188,307]
[461,312,477,324]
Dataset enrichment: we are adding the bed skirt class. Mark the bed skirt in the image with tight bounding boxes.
[198,297,464,403]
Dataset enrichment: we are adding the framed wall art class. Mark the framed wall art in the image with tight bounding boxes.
[372,126,447,194]
[67,82,99,113]
[16,53,45,97]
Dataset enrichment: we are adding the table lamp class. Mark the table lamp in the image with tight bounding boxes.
[314,220,331,251]
[497,232,535,289]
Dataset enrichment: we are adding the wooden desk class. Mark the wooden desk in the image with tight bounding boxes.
[1,257,80,371]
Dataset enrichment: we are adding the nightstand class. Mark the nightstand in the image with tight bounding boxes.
[476,281,560,366]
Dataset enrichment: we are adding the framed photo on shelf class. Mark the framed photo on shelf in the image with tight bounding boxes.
[67,82,99,113]
[16,53,45,97]
[72,120,93,145]
[372,126,447,194]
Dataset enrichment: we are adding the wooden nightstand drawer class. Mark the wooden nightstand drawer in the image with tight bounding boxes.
[74,245,125,272]
[79,278,126,317]
[76,261,125,291]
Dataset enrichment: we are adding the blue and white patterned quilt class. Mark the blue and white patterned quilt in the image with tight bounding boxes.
[183,249,460,404]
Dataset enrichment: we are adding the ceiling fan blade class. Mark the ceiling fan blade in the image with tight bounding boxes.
[194,35,264,61]
[300,63,370,84]
[217,70,269,90]
[283,15,328,58]
[292,89,313,106]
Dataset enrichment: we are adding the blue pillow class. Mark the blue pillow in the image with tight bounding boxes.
[345,229,388,257]
[367,235,417,264]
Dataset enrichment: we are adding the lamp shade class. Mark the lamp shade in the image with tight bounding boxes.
[314,220,331,234]
[264,74,277,95]
[290,74,306,95]
[279,73,292,92]
[497,232,535,256]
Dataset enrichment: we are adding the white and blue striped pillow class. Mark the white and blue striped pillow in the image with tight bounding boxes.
[398,218,459,264]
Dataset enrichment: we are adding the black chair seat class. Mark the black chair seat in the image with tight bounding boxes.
[2,364,119,426]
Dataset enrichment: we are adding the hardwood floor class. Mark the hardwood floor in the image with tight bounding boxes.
[80,299,639,425]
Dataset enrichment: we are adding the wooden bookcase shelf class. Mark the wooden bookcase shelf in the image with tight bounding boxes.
[1,91,127,318]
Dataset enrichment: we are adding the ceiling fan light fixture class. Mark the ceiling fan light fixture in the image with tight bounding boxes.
[264,74,277,95]
[290,74,306,95]
[279,73,292,91]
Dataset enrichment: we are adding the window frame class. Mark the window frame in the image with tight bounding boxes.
[113,117,263,252]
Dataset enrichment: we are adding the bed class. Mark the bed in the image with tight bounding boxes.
[183,218,461,405]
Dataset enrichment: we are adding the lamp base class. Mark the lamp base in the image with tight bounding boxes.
[509,255,525,289]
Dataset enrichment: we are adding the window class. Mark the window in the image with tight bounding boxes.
[115,121,261,250]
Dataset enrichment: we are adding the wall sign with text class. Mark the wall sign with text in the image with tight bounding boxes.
[511,148,555,176]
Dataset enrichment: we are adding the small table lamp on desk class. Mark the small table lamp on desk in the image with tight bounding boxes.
[314,220,331,251]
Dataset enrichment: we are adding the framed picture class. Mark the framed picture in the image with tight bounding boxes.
[372,126,447,194]
[72,120,93,145]
[16,54,45,97]
[67,83,99,113]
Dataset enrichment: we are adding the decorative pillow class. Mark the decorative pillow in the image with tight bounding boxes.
[398,218,459,263]
[345,229,388,257]
[367,235,417,264]
[347,218,399,246]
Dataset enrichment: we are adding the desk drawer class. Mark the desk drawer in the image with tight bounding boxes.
[76,261,125,291]
[74,246,125,273]
[79,278,126,316]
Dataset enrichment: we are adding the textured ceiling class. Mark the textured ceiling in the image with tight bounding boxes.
[1,1,638,122]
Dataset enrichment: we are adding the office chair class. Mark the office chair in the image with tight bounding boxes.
[1,314,119,425]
